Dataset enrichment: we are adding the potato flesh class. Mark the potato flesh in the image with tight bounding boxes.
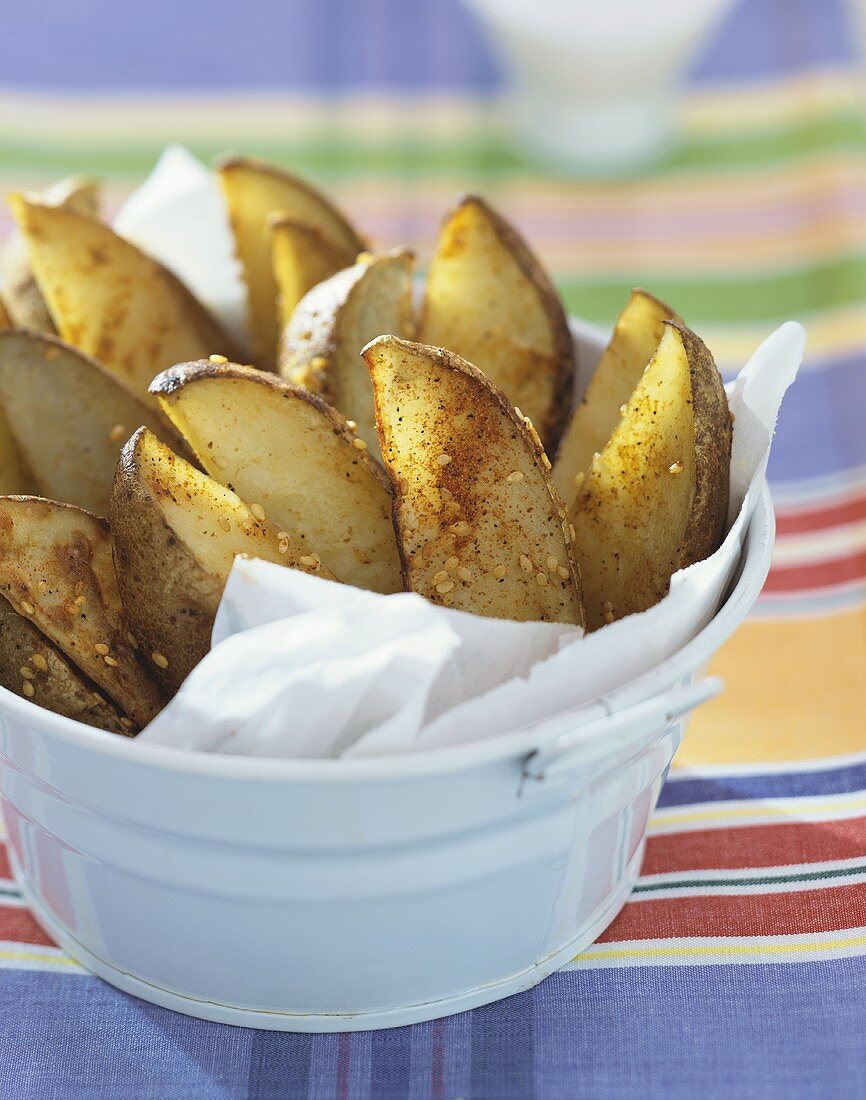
[570,325,701,630]
[155,368,402,594]
[0,331,186,514]
[218,159,364,370]
[0,414,35,497]
[280,253,414,455]
[0,594,129,734]
[418,197,572,452]
[553,289,678,507]
[0,498,160,727]
[270,218,357,329]
[365,337,584,625]
[0,175,99,334]
[8,197,235,407]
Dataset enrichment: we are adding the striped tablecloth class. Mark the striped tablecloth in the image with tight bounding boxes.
[0,0,864,1095]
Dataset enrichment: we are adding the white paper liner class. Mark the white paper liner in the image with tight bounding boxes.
[121,149,805,759]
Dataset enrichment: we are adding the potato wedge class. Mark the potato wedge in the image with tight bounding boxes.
[0,330,189,514]
[1,175,99,334]
[553,289,680,506]
[7,195,239,407]
[570,322,731,631]
[111,428,333,692]
[418,195,574,453]
[217,155,365,370]
[0,295,10,330]
[152,361,402,594]
[279,250,414,454]
[0,594,129,734]
[270,215,358,329]
[0,497,161,728]
[364,336,584,625]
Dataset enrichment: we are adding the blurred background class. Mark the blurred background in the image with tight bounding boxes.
[0,0,863,764]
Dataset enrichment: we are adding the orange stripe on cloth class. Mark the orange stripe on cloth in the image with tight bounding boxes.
[678,606,866,767]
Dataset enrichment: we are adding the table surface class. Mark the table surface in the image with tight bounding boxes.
[0,0,864,1096]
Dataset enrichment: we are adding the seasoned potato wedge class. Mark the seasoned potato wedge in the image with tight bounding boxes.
[571,322,731,630]
[1,175,99,334]
[7,195,238,407]
[152,361,402,593]
[418,195,574,453]
[279,250,415,454]
[553,288,680,506]
[0,497,161,728]
[0,330,189,514]
[270,214,358,329]
[364,336,584,625]
[217,155,365,370]
[0,594,129,734]
[111,428,333,692]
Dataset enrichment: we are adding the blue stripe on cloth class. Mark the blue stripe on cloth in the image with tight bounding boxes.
[0,0,854,95]
[1,960,865,1098]
[659,760,866,807]
[532,959,866,1100]
[766,351,866,485]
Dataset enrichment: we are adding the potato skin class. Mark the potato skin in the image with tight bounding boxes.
[110,440,223,695]
[672,321,732,572]
[0,595,131,734]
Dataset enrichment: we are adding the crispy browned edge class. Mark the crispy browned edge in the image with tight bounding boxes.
[420,193,575,453]
[149,358,394,498]
[0,327,193,458]
[363,335,584,623]
[12,199,244,365]
[666,320,732,570]
[0,494,161,725]
[215,154,367,252]
[0,592,130,734]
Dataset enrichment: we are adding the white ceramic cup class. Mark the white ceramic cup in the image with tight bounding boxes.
[462,0,737,172]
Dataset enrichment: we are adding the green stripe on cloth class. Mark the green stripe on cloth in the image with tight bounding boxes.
[633,864,866,893]
[0,111,863,181]
[560,254,866,325]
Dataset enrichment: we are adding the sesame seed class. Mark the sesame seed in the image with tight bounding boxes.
[94,643,110,656]
[436,454,452,466]
[457,566,472,582]
[569,523,576,540]
[436,580,455,594]
[669,461,684,474]
[126,633,139,649]
[20,666,34,680]
[541,453,552,470]
[152,652,169,669]
[108,423,126,443]
[104,655,119,667]
[536,572,549,587]
[299,555,318,568]
[217,515,231,533]
[505,471,524,483]
[432,569,450,585]
[572,472,585,491]
[120,717,134,731]
[345,420,358,431]
[603,601,615,624]
[547,556,558,571]
[451,521,471,536]
[37,580,47,593]
[209,353,228,364]
[442,593,455,607]
[620,404,628,416]
[592,451,601,463]
[513,406,523,420]
[74,595,86,606]
[31,654,48,672]
[250,503,266,521]
[444,556,459,570]
[22,680,34,698]
[91,692,105,706]
[20,601,34,616]
[492,564,507,580]
[277,533,290,554]
[519,555,534,573]
[213,455,230,470]
[353,438,368,451]
[557,566,569,580]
